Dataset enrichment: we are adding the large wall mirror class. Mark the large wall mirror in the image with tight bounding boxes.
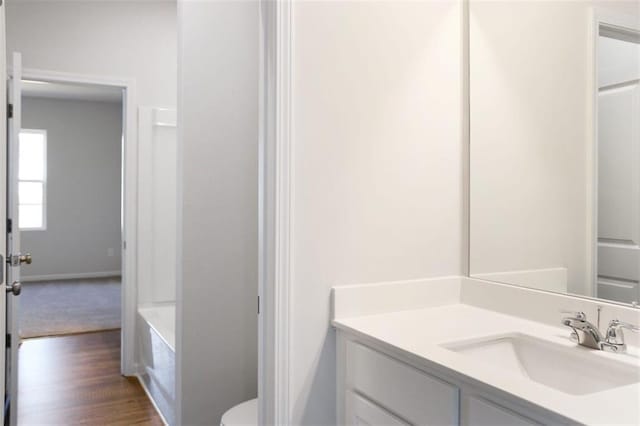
[469,1,640,306]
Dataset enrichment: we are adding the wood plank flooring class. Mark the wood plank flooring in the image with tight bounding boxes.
[18,330,163,425]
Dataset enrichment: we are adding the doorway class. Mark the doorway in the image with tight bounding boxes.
[18,79,124,338]
[4,65,141,425]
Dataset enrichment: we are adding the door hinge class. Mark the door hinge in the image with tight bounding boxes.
[6,219,11,234]
[7,104,13,119]
[5,334,10,349]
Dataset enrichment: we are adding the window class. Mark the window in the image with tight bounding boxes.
[19,129,47,230]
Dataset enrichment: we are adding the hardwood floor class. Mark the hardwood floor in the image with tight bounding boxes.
[18,330,163,425]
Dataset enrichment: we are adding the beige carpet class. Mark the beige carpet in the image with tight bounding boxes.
[19,277,121,338]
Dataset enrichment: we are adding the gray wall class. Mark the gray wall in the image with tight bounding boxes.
[177,0,258,424]
[7,0,177,107]
[21,96,122,279]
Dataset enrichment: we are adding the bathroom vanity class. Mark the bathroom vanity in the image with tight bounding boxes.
[332,277,640,425]
[328,4,636,425]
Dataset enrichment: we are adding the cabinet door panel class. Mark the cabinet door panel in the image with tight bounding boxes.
[346,391,409,426]
[462,395,540,426]
[346,341,459,425]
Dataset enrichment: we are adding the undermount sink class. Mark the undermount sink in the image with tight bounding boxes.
[442,333,640,395]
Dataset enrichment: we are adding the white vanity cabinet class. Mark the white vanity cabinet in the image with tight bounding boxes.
[343,338,459,425]
[459,395,540,426]
[337,331,565,426]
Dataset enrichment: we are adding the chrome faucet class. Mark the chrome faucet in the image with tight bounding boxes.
[561,311,604,350]
[561,311,640,353]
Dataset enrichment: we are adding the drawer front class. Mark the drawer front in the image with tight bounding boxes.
[346,391,409,426]
[461,395,540,426]
[346,341,459,425]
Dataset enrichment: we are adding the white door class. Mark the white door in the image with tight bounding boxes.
[5,52,23,426]
[597,33,640,304]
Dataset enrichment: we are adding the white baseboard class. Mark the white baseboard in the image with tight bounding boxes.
[21,270,122,282]
[136,373,170,426]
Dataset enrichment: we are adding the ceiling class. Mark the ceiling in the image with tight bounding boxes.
[22,80,123,103]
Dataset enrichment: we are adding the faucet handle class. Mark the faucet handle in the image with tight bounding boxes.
[603,319,640,353]
[607,319,640,333]
[560,310,586,321]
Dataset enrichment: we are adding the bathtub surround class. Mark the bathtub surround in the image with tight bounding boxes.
[135,107,177,422]
[137,107,178,306]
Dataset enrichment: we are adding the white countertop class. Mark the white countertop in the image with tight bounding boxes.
[333,303,640,425]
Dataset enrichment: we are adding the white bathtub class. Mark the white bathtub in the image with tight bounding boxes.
[139,304,176,350]
[138,303,176,425]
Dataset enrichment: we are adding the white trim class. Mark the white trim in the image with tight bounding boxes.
[461,0,470,276]
[21,271,121,282]
[259,0,293,424]
[136,374,169,426]
[19,68,138,376]
[175,1,184,420]
[6,52,21,426]
[589,7,598,300]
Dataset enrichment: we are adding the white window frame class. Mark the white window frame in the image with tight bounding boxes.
[19,128,47,231]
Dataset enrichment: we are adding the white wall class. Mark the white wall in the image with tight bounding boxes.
[178,1,258,424]
[287,2,464,423]
[6,0,177,107]
[21,96,122,279]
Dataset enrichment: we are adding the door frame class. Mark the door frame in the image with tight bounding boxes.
[590,9,640,300]
[0,5,7,424]
[13,68,138,375]
[258,0,293,424]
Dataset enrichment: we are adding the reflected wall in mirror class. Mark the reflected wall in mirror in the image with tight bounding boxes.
[469,1,640,306]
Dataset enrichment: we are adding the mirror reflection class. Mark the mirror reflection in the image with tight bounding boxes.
[469,1,640,306]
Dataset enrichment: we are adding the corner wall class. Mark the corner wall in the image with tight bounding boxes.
[177,1,259,424]
[288,1,465,423]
